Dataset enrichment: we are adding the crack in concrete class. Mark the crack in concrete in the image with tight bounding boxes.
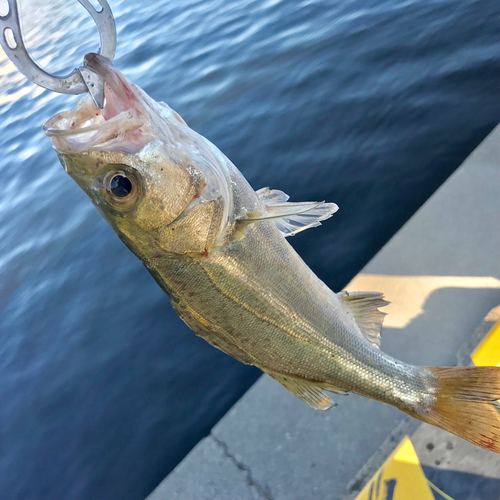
[212,435,274,500]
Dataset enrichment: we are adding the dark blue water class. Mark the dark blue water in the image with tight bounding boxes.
[0,0,498,498]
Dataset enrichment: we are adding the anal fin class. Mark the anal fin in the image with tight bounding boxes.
[338,291,389,347]
[266,371,346,411]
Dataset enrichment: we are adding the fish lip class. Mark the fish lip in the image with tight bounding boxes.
[44,53,148,153]
[43,109,142,138]
[43,53,121,138]
[43,118,103,137]
[84,53,140,109]
[84,52,108,73]
[83,53,119,91]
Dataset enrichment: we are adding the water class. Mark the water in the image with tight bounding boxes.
[0,0,498,498]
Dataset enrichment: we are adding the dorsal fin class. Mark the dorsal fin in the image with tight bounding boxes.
[243,187,338,237]
[256,187,290,204]
[266,371,346,411]
[337,291,390,347]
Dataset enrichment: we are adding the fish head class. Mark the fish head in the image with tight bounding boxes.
[44,54,231,256]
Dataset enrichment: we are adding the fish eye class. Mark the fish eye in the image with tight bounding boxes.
[103,167,141,207]
[109,174,133,198]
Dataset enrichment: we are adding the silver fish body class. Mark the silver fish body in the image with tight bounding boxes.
[150,220,436,414]
[43,54,500,452]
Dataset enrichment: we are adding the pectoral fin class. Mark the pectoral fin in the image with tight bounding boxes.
[338,291,389,347]
[243,187,338,237]
[267,371,346,411]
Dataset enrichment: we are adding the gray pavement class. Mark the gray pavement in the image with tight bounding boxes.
[147,124,500,500]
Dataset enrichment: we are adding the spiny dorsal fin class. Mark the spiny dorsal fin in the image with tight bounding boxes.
[266,371,346,411]
[245,187,338,237]
[338,291,390,348]
[256,187,290,204]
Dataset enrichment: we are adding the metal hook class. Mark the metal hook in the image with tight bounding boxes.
[0,0,116,108]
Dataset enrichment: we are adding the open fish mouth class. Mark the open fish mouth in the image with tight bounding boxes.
[43,54,150,154]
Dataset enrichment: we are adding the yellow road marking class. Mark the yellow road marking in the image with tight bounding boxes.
[472,321,500,367]
[355,436,434,500]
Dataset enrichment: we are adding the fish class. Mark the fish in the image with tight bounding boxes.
[44,53,500,453]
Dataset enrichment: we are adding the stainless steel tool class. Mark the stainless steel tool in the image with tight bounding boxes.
[0,0,116,107]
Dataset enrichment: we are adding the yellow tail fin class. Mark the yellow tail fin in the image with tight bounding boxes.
[419,367,500,452]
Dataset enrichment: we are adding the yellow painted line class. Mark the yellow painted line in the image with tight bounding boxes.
[355,436,434,500]
[472,321,500,366]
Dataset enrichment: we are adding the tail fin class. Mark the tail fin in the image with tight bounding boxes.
[418,367,500,452]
